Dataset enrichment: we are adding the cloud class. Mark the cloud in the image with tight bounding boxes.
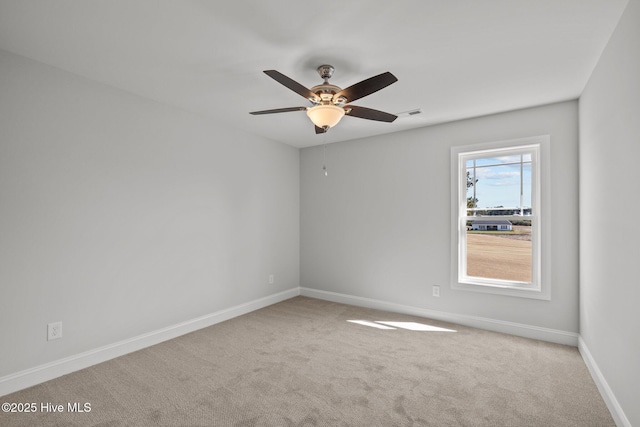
[474,168,520,185]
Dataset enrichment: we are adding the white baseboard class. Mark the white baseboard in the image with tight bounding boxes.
[300,287,578,346]
[0,287,300,397]
[578,336,631,427]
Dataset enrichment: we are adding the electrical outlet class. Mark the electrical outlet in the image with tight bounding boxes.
[48,322,62,341]
[432,286,440,298]
[268,274,275,285]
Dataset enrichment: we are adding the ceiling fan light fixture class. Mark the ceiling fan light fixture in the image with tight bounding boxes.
[306,104,345,129]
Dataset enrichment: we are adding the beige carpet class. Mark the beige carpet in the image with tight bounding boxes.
[0,296,613,426]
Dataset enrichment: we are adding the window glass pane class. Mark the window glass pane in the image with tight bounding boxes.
[466,153,532,215]
[466,219,532,282]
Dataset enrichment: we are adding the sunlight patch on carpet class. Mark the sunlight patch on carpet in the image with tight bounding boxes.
[348,320,456,332]
[347,320,396,329]
[376,321,456,332]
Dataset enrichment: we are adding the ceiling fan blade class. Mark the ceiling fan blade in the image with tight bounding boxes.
[315,125,327,134]
[345,105,397,122]
[249,106,307,115]
[335,72,398,103]
[264,70,317,100]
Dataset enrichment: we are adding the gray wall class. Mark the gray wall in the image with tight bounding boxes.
[579,0,640,424]
[301,101,579,334]
[0,50,300,377]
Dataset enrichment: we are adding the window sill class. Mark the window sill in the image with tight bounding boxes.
[452,279,550,300]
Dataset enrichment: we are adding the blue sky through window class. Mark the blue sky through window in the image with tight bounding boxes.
[466,154,532,209]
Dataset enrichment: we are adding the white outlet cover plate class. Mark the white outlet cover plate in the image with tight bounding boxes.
[48,322,62,340]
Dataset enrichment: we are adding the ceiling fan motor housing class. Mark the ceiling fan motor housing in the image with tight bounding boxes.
[304,65,341,104]
[310,65,348,105]
[310,84,343,103]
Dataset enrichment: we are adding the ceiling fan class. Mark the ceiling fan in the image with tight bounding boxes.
[250,65,398,134]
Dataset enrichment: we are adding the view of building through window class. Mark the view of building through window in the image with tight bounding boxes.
[464,153,533,283]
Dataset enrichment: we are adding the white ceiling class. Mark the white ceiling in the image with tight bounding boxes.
[0,1,628,148]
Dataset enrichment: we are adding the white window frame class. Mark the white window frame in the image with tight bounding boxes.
[450,135,551,300]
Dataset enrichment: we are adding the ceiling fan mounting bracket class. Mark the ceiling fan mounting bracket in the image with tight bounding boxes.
[317,64,335,82]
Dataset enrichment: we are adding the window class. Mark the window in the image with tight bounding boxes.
[450,136,550,299]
